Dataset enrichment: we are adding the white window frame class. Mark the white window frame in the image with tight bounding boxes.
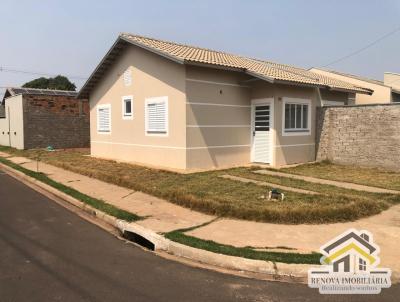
[145,96,169,137]
[282,98,311,136]
[97,104,111,134]
[122,95,133,120]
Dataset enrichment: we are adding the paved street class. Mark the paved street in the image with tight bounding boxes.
[0,169,398,302]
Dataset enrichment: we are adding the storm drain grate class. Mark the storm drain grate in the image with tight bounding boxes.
[123,231,155,251]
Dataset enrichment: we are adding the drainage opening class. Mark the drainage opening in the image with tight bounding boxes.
[123,231,155,251]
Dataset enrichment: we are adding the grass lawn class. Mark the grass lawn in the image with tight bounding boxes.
[278,161,400,191]
[1,146,399,224]
[0,156,141,222]
[165,230,321,264]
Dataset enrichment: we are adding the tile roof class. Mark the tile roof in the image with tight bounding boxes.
[311,68,385,86]
[2,87,78,104]
[78,33,373,98]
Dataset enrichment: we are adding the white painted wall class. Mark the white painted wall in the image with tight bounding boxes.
[0,95,25,149]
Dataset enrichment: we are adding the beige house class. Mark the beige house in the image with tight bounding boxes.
[310,68,400,104]
[78,33,371,171]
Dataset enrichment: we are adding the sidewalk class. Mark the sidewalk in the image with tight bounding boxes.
[2,152,399,281]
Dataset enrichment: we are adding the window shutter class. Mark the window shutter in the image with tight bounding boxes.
[146,98,168,134]
[98,106,111,132]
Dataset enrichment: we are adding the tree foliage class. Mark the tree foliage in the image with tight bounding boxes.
[22,75,76,91]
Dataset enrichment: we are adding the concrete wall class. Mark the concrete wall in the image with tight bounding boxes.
[0,95,24,149]
[316,104,400,171]
[89,45,187,170]
[311,68,391,104]
[23,95,90,149]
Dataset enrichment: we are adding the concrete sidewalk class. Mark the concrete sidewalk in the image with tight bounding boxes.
[4,154,214,233]
[2,152,399,281]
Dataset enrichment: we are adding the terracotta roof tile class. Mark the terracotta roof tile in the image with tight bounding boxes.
[120,33,371,94]
[79,33,373,98]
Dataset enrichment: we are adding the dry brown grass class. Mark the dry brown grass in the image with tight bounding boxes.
[1,147,398,224]
[279,160,400,191]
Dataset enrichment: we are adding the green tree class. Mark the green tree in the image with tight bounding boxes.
[22,75,76,91]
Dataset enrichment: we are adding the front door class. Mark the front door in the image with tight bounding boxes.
[251,99,273,163]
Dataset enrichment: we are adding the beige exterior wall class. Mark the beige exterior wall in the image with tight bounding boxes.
[384,72,400,91]
[320,89,350,105]
[0,95,24,149]
[88,47,353,171]
[310,68,391,104]
[89,45,187,170]
[185,65,347,169]
[251,82,322,167]
[185,66,252,170]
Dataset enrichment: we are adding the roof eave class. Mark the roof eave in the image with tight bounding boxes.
[120,35,185,65]
[274,79,326,89]
[391,88,400,94]
[78,35,186,99]
[329,87,373,95]
[77,37,127,99]
[244,71,275,83]
[185,60,245,73]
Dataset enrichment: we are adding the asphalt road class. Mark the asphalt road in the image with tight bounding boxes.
[0,169,399,302]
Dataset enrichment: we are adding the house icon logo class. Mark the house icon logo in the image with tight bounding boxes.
[308,229,391,294]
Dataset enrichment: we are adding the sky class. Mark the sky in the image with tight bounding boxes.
[1,0,399,97]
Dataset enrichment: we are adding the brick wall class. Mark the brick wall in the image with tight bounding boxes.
[316,104,400,170]
[23,95,90,149]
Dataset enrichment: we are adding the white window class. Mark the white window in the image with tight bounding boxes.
[145,96,168,136]
[97,104,111,134]
[282,98,311,136]
[122,96,133,119]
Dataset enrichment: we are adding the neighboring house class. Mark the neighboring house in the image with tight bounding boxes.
[384,72,400,102]
[0,87,90,150]
[310,68,400,104]
[78,33,371,171]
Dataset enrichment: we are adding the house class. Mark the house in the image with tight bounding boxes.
[310,68,400,104]
[0,87,90,150]
[78,33,372,171]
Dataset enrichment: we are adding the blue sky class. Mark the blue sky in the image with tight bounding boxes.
[1,0,399,96]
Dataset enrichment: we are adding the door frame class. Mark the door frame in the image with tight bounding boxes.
[250,98,274,164]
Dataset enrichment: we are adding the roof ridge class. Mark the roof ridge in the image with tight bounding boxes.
[120,32,248,59]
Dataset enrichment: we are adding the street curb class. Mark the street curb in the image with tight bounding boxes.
[0,161,312,283]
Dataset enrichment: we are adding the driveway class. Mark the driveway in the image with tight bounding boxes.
[0,169,399,302]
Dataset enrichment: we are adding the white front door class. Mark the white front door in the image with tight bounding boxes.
[251,99,273,163]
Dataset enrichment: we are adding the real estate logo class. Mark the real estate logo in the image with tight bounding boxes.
[308,229,391,294]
